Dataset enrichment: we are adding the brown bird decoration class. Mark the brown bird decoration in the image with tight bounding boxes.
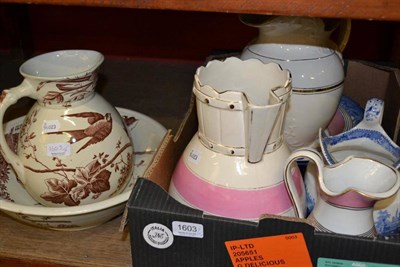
[48,112,113,153]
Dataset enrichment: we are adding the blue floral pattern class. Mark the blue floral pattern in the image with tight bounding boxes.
[339,95,364,126]
[322,128,400,165]
[364,98,384,123]
[305,184,316,216]
[375,209,400,236]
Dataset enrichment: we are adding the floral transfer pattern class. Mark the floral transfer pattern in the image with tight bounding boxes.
[0,90,7,103]
[0,107,167,229]
[375,209,400,236]
[16,213,79,229]
[36,73,97,107]
[18,109,134,206]
[0,130,19,201]
[47,112,113,153]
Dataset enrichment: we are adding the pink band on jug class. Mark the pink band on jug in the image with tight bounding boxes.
[171,159,303,220]
[324,191,375,209]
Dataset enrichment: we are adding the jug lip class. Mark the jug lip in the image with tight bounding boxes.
[19,49,104,80]
[195,57,292,107]
[320,128,400,166]
[320,155,400,199]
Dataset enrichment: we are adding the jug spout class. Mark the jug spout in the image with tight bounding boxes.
[246,85,291,163]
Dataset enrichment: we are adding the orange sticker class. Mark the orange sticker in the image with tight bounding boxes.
[225,233,312,267]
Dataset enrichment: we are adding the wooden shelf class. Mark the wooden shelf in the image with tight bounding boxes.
[0,213,132,267]
[2,0,400,21]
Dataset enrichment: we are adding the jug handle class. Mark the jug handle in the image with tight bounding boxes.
[284,148,325,218]
[363,98,384,125]
[336,19,351,53]
[0,80,36,184]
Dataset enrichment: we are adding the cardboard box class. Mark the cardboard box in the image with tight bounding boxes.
[344,61,400,144]
[127,61,400,267]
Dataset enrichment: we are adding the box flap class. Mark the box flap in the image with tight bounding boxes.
[344,61,390,107]
[344,60,400,144]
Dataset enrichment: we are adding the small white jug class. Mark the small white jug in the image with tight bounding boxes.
[284,148,400,237]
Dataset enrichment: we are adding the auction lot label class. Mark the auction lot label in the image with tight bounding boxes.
[225,233,312,267]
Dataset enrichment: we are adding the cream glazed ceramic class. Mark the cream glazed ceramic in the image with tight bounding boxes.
[241,43,345,151]
[316,98,400,236]
[284,148,400,237]
[0,108,167,230]
[169,57,307,221]
[0,50,134,207]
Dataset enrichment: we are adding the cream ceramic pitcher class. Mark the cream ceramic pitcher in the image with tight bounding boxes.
[317,98,400,236]
[169,57,307,221]
[284,148,400,237]
[239,15,348,151]
[0,50,134,207]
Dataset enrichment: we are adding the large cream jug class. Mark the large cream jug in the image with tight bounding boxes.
[0,50,134,207]
[169,57,306,220]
